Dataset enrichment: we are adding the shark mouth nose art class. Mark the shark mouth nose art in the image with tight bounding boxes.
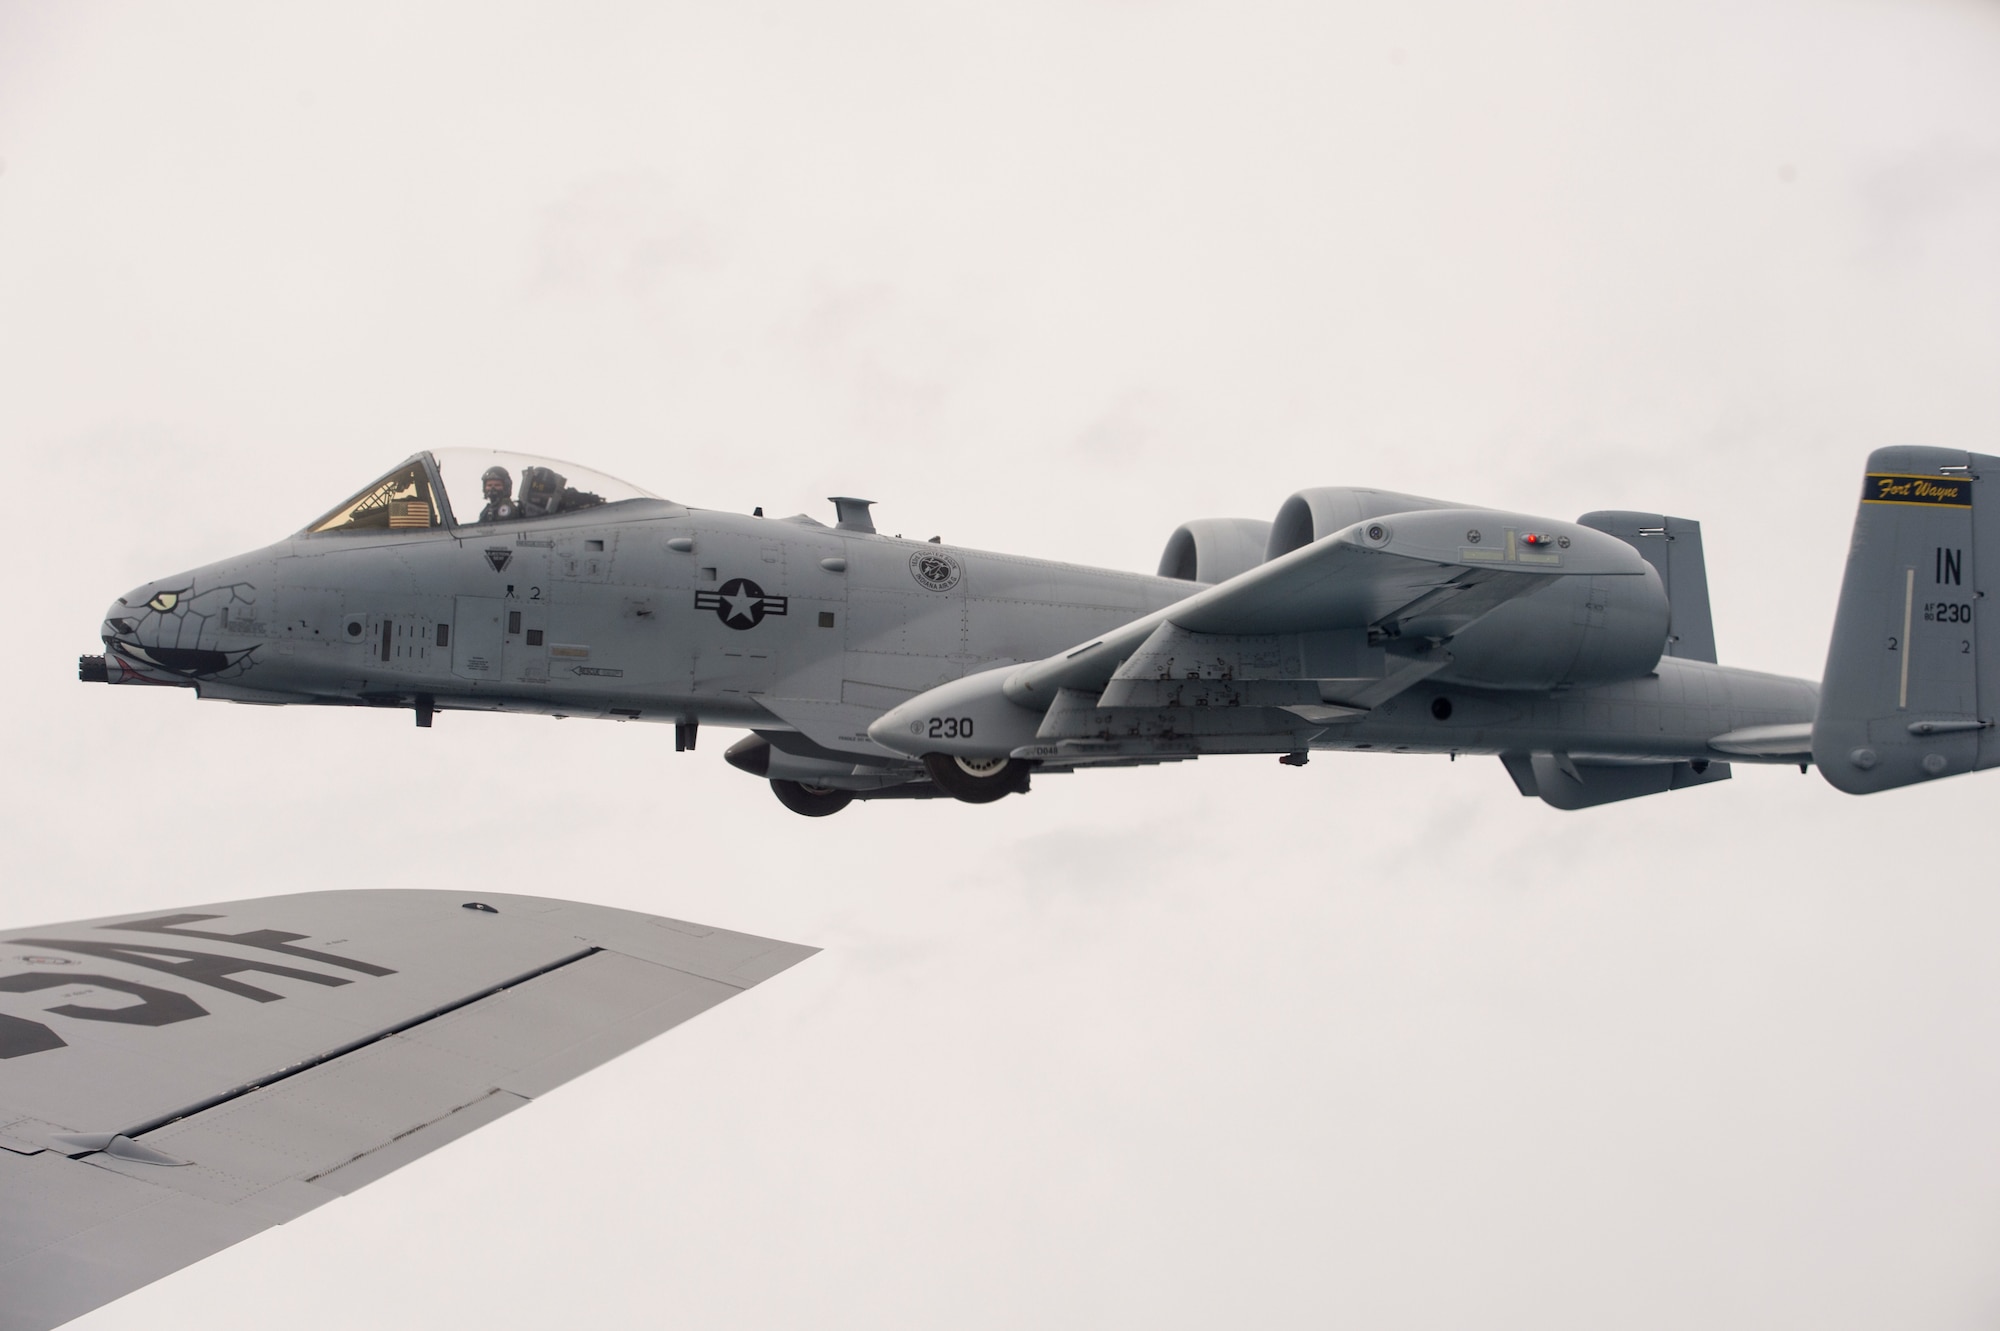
[88,578,264,685]
[106,642,243,678]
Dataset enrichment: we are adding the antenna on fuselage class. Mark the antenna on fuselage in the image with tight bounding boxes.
[829,497,877,534]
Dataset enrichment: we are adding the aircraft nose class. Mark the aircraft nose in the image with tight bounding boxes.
[89,572,259,685]
[87,587,167,685]
[102,580,180,645]
[103,588,145,640]
[97,584,147,653]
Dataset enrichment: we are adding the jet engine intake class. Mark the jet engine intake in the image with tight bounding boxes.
[1157,518,1273,585]
[1266,487,1464,561]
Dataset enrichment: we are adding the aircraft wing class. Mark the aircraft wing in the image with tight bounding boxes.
[1004,507,1651,705]
[0,890,815,1331]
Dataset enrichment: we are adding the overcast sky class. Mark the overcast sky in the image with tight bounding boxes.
[6,1,2000,1327]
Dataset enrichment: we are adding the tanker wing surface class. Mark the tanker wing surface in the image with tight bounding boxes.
[0,890,815,1331]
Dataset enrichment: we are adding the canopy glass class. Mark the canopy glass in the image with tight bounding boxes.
[307,450,659,534]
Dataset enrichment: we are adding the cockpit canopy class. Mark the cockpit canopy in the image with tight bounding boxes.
[307,449,660,535]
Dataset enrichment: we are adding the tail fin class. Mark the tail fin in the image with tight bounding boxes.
[1579,511,1718,661]
[1815,448,1994,793]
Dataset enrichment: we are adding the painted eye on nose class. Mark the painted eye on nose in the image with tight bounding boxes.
[147,591,179,612]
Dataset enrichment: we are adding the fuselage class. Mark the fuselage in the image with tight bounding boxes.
[96,498,1197,728]
[87,451,1822,805]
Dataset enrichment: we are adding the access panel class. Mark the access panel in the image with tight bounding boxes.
[451,596,505,681]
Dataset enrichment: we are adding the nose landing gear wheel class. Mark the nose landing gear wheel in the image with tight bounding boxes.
[770,779,855,817]
[921,753,1032,804]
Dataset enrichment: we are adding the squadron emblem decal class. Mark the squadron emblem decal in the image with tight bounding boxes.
[696,578,788,630]
[484,548,514,572]
[910,549,961,591]
[1863,473,1972,507]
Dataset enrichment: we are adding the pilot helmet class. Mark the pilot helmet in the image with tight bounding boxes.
[481,465,512,500]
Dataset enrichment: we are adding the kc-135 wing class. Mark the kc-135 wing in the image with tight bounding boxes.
[0,890,815,1331]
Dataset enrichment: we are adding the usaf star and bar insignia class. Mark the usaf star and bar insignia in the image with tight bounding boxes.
[696,577,789,630]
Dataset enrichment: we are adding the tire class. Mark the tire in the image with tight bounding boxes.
[921,753,1032,804]
[770,779,855,817]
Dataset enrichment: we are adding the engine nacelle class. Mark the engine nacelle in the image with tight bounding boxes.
[1157,518,1273,585]
[1264,489,1672,689]
[1416,562,1671,690]
[1266,487,1465,560]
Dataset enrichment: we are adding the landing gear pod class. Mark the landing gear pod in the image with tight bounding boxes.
[922,753,1033,803]
[867,664,1047,762]
[770,780,856,817]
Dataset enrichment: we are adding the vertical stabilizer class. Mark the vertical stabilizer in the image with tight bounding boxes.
[1815,448,1995,794]
[1579,512,1718,662]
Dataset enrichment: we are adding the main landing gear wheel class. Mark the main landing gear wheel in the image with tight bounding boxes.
[770,779,855,817]
[921,753,1033,804]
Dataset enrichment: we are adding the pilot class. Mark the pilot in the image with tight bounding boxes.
[478,466,520,522]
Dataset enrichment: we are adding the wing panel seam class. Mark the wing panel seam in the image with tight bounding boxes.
[109,946,602,1144]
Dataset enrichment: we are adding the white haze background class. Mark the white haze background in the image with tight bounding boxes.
[4,2,2000,1326]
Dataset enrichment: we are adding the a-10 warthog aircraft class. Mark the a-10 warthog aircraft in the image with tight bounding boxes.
[80,446,1994,815]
